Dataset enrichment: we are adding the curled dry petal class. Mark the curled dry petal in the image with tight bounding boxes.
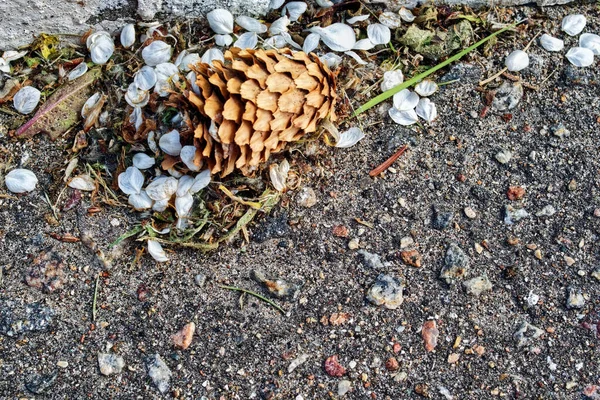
[309,23,356,52]
[120,23,136,48]
[189,169,211,194]
[353,39,375,51]
[381,69,404,92]
[159,130,182,156]
[580,33,600,55]
[68,174,96,191]
[180,146,200,171]
[130,106,143,131]
[207,9,234,34]
[233,32,258,50]
[415,98,438,123]
[133,153,156,169]
[148,240,169,262]
[269,159,290,192]
[146,176,178,200]
[367,23,391,45]
[125,83,150,107]
[540,34,564,52]
[201,48,225,66]
[67,62,88,81]
[282,2,307,22]
[335,127,365,148]
[566,47,594,67]
[389,107,418,126]
[505,50,529,72]
[561,14,586,36]
[303,33,320,54]
[345,50,367,65]
[176,175,194,197]
[118,166,144,195]
[13,86,41,114]
[2,50,28,62]
[215,34,233,47]
[399,8,416,22]
[86,31,111,49]
[5,168,37,193]
[135,66,157,90]
[346,15,369,24]
[235,16,267,33]
[379,12,402,29]
[414,80,438,97]
[82,93,101,118]
[142,41,172,66]
[83,94,106,132]
[128,191,153,210]
[89,36,115,65]
[393,89,419,111]
[269,16,290,35]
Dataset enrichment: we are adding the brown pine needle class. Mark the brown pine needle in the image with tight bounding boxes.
[218,284,285,314]
[369,145,409,177]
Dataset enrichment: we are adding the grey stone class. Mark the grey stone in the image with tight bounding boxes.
[366,274,403,309]
[252,212,289,243]
[146,354,172,394]
[503,205,529,224]
[432,205,454,230]
[495,149,512,164]
[440,243,469,284]
[492,82,523,111]
[551,124,569,138]
[536,205,556,217]
[194,273,207,287]
[98,353,125,376]
[566,287,585,309]
[463,275,492,296]
[338,380,352,396]
[513,321,543,347]
[0,300,54,337]
[25,372,58,394]
[296,187,317,208]
[358,250,385,270]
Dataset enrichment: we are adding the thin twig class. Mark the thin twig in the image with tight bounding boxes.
[369,145,409,177]
[479,67,507,86]
[92,274,100,321]
[218,284,285,314]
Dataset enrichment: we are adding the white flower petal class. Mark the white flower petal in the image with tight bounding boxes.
[146,176,178,200]
[414,80,438,97]
[2,50,27,62]
[282,2,307,22]
[142,41,172,66]
[128,191,153,210]
[315,0,334,7]
[566,47,594,67]
[264,35,287,49]
[561,14,586,36]
[269,0,285,9]
[303,33,321,54]
[0,58,10,73]
[90,36,115,65]
[345,50,368,65]
[269,16,290,35]
[399,8,415,22]
[353,39,375,51]
[393,89,419,111]
[68,174,96,191]
[153,79,172,97]
[82,92,101,118]
[540,34,564,52]
[120,23,136,48]
[201,48,225,66]
[175,192,194,218]
[178,53,201,71]
[379,12,402,29]
[187,71,200,95]
[580,33,600,56]
[320,53,342,69]
[367,23,391,45]
[132,153,155,170]
[505,50,529,72]
[180,146,200,172]
[189,169,211,194]
[280,32,301,50]
[380,70,404,92]
[309,23,356,52]
[236,16,268,33]
[388,107,418,126]
[269,159,290,192]
[335,127,365,148]
[67,62,88,81]
[152,198,169,212]
[5,169,37,193]
[13,86,41,114]
[118,166,144,195]
[233,32,258,49]
[148,240,169,262]
[346,15,369,24]
[134,66,157,91]
[176,175,195,197]
[148,131,158,154]
[86,31,112,49]
[159,130,182,156]
[215,34,233,47]
[130,106,143,131]
[415,98,438,123]
[207,9,234,34]
[167,167,183,178]
[125,82,150,107]
[154,62,179,80]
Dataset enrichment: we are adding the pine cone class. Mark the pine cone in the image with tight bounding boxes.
[185,48,338,177]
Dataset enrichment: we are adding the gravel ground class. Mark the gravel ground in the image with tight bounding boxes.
[1,3,600,400]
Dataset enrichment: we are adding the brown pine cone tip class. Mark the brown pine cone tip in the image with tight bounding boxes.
[184,47,339,177]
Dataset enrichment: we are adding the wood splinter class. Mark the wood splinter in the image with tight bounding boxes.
[369,145,408,177]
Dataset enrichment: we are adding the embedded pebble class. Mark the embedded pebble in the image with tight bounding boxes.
[400,236,414,248]
[348,238,360,249]
[400,249,422,267]
[448,353,460,364]
[463,275,492,296]
[366,274,404,309]
[513,322,544,347]
[25,372,58,394]
[432,205,454,230]
[552,123,570,138]
[421,320,439,352]
[146,354,172,393]
[250,270,301,299]
[98,353,125,376]
[358,250,385,269]
[568,179,577,191]
[25,251,65,293]
[526,291,540,307]
[463,207,476,219]
[491,82,523,111]
[594,208,600,218]
[288,354,310,373]
[564,256,576,266]
[440,243,469,284]
[296,187,317,208]
[0,301,54,337]
[504,205,529,224]
[495,149,512,164]
[536,205,556,217]
[194,273,207,287]
[338,380,352,396]
[172,322,195,349]
[56,361,68,368]
[324,355,346,377]
[567,287,585,309]
[592,269,600,281]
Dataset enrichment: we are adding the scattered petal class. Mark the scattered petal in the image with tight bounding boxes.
[269,159,290,192]
[264,35,287,49]
[269,0,285,9]
[118,166,144,195]
[128,191,153,210]
[187,71,200,95]
[399,8,416,22]
[309,23,356,52]
[125,82,150,107]
[201,48,225,66]
[379,12,402,29]
[142,41,172,66]
[133,153,156,170]
[320,53,342,69]
[148,131,158,154]
[566,47,594,67]
[5,169,37,193]
[175,192,194,229]
[415,98,438,123]
[303,33,320,53]
[380,69,404,92]
[120,23,136,48]
[155,62,179,80]
[235,16,267,33]
[215,34,233,47]
[0,58,10,73]
[280,32,302,50]
[561,14,586,36]
[282,2,307,22]
[178,53,201,71]
[159,130,182,156]
[269,16,290,35]
[415,80,438,97]
[580,33,600,55]
[335,127,365,148]
[207,9,234,34]
[353,39,375,51]
[148,240,169,262]
[388,107,418,126]
[152,198,169,212]
[180,146,200,171]
[81,92,101,118]
[344,50,368,65]
[393,89,419,111]
[176,175,195,197]
[505,50,529,72]
[367,23,391,45]
[189,169,211,194]
[13,86,41,114]
[68,174,96,191]
[346,15,369,24]
[233,32,258,49]
[540,34,564,52]
[67,62,88,81]
[315,0,334,7]
[2,50,28,62]
[154,79,172,97]
[135,66,158,90]
[89,35,115,65]
[146,176,178,200]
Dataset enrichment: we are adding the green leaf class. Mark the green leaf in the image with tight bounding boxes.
[353,21,521,117]
[109,225,145,248]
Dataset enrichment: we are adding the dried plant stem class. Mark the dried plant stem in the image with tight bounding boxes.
[479,67,507,86]
[369,145,408,177]
[92,274,100,321]
[218,285,285,314]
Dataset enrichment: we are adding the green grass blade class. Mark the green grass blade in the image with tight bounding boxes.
[218,284,285,314]
[353,21,521,117]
